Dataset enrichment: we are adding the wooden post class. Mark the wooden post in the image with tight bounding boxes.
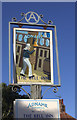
[30,85,41,99]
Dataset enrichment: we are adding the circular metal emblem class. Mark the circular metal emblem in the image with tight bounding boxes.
[25,11,40,24]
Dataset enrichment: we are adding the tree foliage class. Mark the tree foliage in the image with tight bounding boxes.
[1,83,29,120]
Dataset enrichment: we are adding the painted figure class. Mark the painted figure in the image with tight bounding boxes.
[20,43,35,79]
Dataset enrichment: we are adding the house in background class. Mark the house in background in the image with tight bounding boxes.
[59,99,76,120]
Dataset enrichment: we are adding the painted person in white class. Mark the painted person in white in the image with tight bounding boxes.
[20,43,35,79]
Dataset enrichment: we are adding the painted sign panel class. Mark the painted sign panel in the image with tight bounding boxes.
[14,99,60,119]
[13,28,53,85]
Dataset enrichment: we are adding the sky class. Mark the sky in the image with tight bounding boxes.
[2,2,75,118]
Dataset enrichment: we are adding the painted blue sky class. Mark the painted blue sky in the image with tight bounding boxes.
[2,2,75,118]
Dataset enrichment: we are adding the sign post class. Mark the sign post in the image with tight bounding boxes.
[31,85,41,99]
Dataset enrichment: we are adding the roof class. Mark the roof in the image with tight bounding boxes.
[60,112,76,120]
[59,99,76,120]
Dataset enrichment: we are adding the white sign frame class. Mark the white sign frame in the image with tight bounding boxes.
[14,99,60,119]
[13,28,53,85]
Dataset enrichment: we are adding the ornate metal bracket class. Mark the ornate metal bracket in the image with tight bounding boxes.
[11,85,31,99]
[12,11,53,25]
[41,86,59,98]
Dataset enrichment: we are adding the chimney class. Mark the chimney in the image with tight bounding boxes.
[59,99,65,112]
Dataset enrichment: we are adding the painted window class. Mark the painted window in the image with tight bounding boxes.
[24,35,27,42]
[40,50,43,57]
[40,38,44,46]
[18,34,23,41]
[46,39,49,46]
[44,51,47,57]
[47,32,50,38]
[39,59,42,67]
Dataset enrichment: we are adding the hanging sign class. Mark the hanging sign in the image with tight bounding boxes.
[12,28,53,85]
[14,99,60,119]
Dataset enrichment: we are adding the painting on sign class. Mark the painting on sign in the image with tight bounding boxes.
[13,28,53,85]
[14,99,60,119]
